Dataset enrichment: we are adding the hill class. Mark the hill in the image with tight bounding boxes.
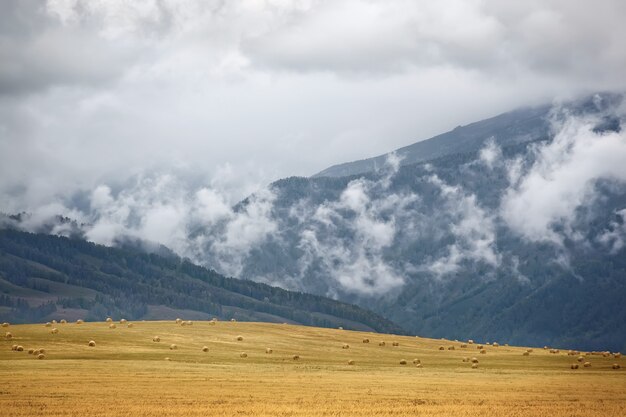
[0,229,403,334]
[1,320,624,416]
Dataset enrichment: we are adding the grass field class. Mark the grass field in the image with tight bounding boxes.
[1,320,625,416]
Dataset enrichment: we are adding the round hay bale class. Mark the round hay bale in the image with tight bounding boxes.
[212,318,218,322]
[583,362,591,368]
[413,359,421,365]
[338,327,343,330]
[471,363,478,369]
[477,345,483,350]
[16,345,24,351]
[448,346,455,351]
[186,321,193,326]
[28,348,34,354]
[292,354,300,360]
[105,317,112,322]
[175,318,182,324]
[37,353,45,360]
[231,318,236,322]
[208,321,216,326]
[5,332,13,339]
[240,352,248,358]
[571,363,579,369]
[480,349,486,354]
[76,319,84,324]
[202,346,209,352]
[379,341,386,346]
[169,344,177,350]
[493,342,499,347]
[460,343,467,348]
[52,320,57,324]
[38,348,45,354]
[362,338,369,343]
[11,344,17,351]
[486,342,491,346]
[392,342,399,347]
[347,359,355,365]
[109,324,116,329]
[120,319,127,324]
[88,340,96,347]
[399,359,407,365]
[415,363,423,368]
[1,322,8,327]
[522,351,530,356]
[471,357,479,363]
[265,347,273,354]
[614,353,622,359]
[60,319,67,324]
[45,322,52,327]
[612,364,621,370]
[165,357,171,361]
[342,344,350,349]
[438,346,445,350]
[180,321,187,327]
[544,346,549,350]
[577,356,584,362]
[462,357,469,362]
[468,339,474,344]
[51,328,59,334]
[153,336,161,342]
[236,336,243,341]
[127,323,134,328]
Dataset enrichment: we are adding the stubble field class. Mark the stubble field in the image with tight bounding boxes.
[1,320,625,416]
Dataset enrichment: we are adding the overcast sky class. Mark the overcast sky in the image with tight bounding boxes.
[1,0,626,212]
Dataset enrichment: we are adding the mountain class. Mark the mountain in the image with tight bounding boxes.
[213,93,626,352]
[0,229,403,334]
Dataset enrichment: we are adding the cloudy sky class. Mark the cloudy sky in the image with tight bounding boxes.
[1,0,626,212]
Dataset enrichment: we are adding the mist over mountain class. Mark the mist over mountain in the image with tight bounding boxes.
[3,92,626,351]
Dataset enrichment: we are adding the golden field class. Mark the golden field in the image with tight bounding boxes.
[1,320,625,416]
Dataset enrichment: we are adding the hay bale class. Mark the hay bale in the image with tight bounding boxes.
[11,344,17,351]
[342,344,350,349]
[338,327,343,330]
[76,319,84,324]
[583,362,591,368]
[493,342,499,347]
[415,363,423,368]
[52,320,57,324]
[202,346,209,352]
[480,349,486,354]
[471,363,478,369]
[236,336,243,341]
[1,322,8,327]
[16,345,24,351]
[413,359,421,365]
[448,346,455,351]
[127,323,134,328]
[399,359,407,365]
[438,346,445,350]
[292,355,299,360]
[60,319,67,324]
[471,357,479,363]
[120,319,127,324]
[175,318,182,324]
[211,318,218,322]
[28,348,34,354]
[38,348,45,354]
[522,351,530,356]
[51,328,59,334]
[379,341,386,346]
[37,353,45,360]
[571,363,579,369]
[392,342,399,347]
[486,342,491,346]
[231,318,236,322]
[362,338,370,343]
[526,348,533,353]
[612,364,621,370]
[266,348,273,354]
[347,359,355,365]
[577,356,584,362]
[544,346,549,350]
[153,336,161,342]
[109,323,116,329]
[460,343,467,348]
[169,344,177,350]
[5,332,12,339]
[208,321,216,326]
[477,345,483,350]
[88,340,96,347]
[614,353,622,359]
[45,322,52,327]
[468,339,474,344]
[165,357,171,361]
[180,321,187,327]
[106,317,112,322]
[462,357,469,362]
